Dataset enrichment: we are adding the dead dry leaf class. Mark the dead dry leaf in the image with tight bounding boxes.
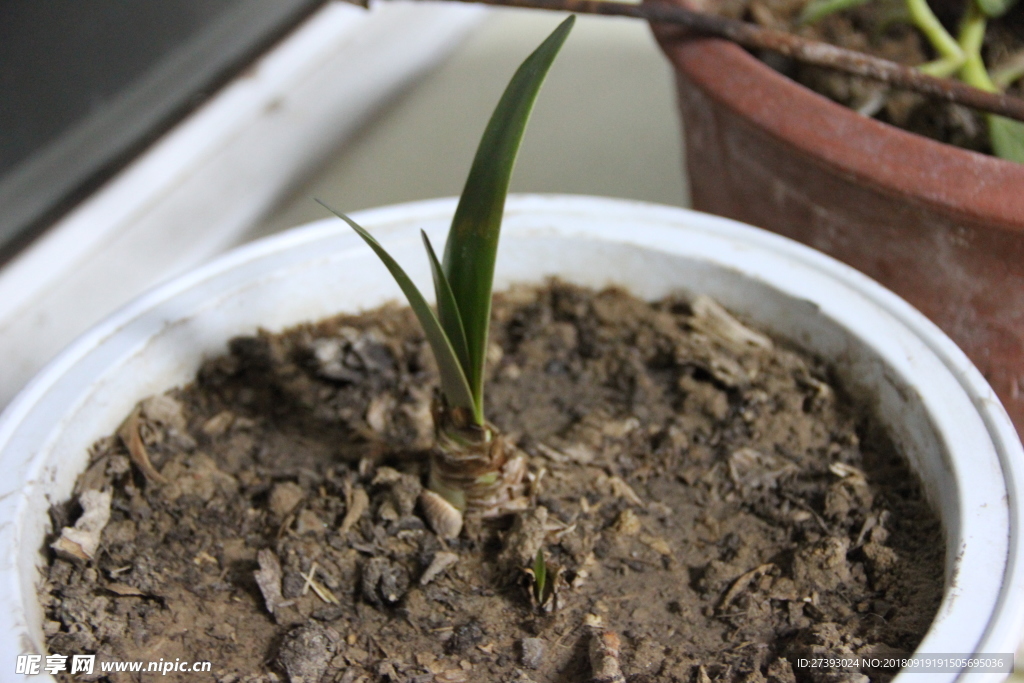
[118,407,167,484]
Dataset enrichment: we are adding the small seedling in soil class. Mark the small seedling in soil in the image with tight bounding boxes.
[800,0,1024,161]
[319,17,574,530]
[524,549,561,612]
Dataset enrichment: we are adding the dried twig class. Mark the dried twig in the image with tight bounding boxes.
[717,562,774,612]
[427,0,1024,123]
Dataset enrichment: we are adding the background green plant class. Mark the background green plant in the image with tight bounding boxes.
[801,0,1024,162]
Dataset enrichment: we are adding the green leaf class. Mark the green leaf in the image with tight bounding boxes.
[422,230,473,407]
[988,114,1024,164]
[532,549,547,600]
[442,16,574,420]
[317,201,476,412]
[975,0,1017,18]
[798,0,870,24]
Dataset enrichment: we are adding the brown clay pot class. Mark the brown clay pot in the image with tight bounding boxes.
[653,31,1024,436]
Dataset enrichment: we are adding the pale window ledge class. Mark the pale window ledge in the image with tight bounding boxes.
[0,1,486,409]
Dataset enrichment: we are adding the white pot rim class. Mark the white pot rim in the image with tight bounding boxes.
[1,194,1021,681]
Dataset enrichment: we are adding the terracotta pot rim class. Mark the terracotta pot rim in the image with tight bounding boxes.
[662,36,1024,228]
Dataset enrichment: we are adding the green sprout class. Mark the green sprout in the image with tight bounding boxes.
[532,548,548,602]
[800,0,1024,162]
[524,548,560,612]
[319,17,574,516]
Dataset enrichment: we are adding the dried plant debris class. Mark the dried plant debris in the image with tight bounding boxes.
[588,629,626,683]
[420,489,464,540]
[50,489,112,562]
[254,549,291,618]
[421,551,460,586]
[39,282,942,682]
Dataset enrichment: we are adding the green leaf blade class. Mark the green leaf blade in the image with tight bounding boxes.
[422,230,476,419]
[318,201,476,413]
[988,114,1024,164]
[975,0,1017,18]
[442,16,575,419]
[533,549,547,599]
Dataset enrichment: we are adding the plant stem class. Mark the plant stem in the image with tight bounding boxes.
[905,0,964,77]
[429,402,527,513]
[952,2,1024,162]
[957,2,996,92]
[408,0,1024,123]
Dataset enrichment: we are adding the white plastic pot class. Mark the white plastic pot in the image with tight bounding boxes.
[1,195,1021,681]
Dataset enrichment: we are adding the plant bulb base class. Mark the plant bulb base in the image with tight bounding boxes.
[428,399,528,517]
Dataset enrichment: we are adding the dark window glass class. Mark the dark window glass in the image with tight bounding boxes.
[0,0,325,261]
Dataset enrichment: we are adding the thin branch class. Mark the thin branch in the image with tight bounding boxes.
[428,0,1024,123]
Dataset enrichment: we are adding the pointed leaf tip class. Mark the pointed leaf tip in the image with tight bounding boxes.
[442,18,574,419]
[533,549,547,598]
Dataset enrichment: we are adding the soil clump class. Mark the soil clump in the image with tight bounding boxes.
[40,281,943,682]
